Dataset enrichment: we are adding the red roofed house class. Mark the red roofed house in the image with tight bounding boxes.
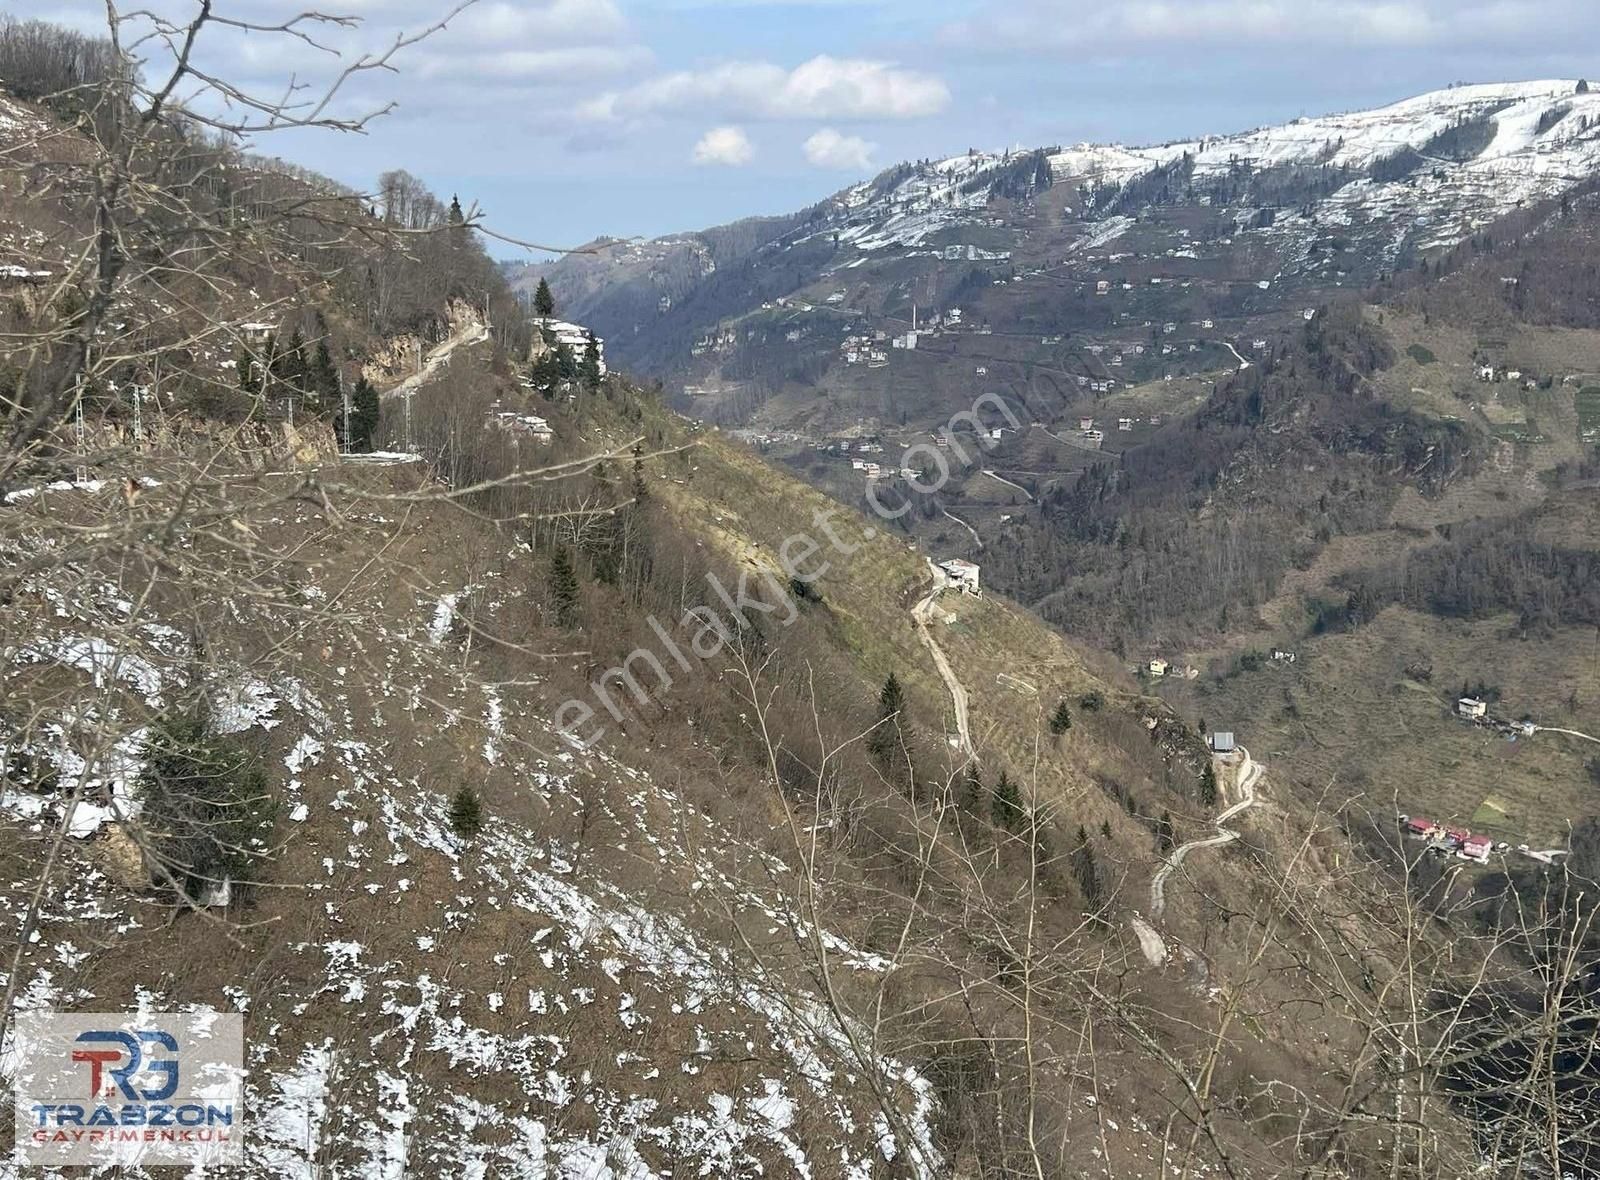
[1460,835,1493,863]
[1404,817,1438,838]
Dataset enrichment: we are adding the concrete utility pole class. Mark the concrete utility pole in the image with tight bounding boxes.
[340,373,351,454]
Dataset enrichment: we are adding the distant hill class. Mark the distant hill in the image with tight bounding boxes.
[510,80,1600,431]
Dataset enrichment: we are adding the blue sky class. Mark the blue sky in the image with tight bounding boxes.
[40,0,1600,255]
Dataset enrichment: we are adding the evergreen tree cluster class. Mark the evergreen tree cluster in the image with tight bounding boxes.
[136,709,277,900]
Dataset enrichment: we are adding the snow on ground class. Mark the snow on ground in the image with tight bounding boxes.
[0,549,944,1178]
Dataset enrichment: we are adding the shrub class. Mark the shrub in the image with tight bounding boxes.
[1079,690,1105,712]
[136,711,275,899]
[1048,700,1072,734]
[449,785,484,838]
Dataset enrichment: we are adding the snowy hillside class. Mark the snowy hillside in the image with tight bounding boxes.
[0,473,945,1178]
[825,81,1600,254]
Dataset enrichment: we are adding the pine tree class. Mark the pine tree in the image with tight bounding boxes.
[555,341,578,382]
[311,339,339,408]
[1156,809,1175,853]
[868,672,905,759]
[580,333,602,391]
[1049,700,1072,734]
[1200,762,1218,808]
[534,277,556,319]
[991,770,1023,832]
[630,443,649,503]
[1072,824,1101,905]
[548,546,580,626]
[1100,818,1112,839]
[448,784,483,838]
[530,348,561,396]
[339,377,381,452]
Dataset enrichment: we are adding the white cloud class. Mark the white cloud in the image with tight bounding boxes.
[803,128,876,170]
[412,44,650,82]
[447,0,630,45]
[581,55,949,123]
[691,126,755,166]
[940,0,1590,51]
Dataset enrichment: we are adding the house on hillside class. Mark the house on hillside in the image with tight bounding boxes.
[1458,697,1488,719]
[1210,731,1236,754]
[1460,835,1494,863]
[939,558,981,595]
[1404,816,1439,838]
[536,318,607,374]
[1148,658,1169,677]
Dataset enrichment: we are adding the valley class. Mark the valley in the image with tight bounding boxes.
[1,10,1599,1177]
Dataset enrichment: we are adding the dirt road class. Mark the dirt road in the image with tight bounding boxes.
[1149,747,1261,921]
[911,578,976,762]
[381,320,490,401]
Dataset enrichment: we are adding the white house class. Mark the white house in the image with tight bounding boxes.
[1458,697,1488,719]
[939,558,981,595]
[537,318,607,374]
[1148,658,1169,677]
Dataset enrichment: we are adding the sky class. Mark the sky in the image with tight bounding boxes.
[34,0,1600,256]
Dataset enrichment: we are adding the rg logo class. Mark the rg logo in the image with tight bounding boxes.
[70,1030,179,1101]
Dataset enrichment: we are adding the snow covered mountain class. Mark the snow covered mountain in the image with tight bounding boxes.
[516,79,1600,425]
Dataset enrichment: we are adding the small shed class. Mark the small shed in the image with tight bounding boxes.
[1209,732,1236,754]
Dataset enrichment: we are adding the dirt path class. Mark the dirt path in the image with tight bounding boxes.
[1149,747,1262,922]
[941,509,983,550]
[980,469,1035,502]
[1218,340,1252,372]
[911,577,976,762]
[1531,726,1600,746]
[381,319,490,402]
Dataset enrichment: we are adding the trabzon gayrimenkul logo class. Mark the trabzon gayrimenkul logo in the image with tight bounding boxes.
[13,1012,243,1166]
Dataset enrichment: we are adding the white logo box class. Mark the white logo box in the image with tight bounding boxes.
[11,1011,244,1167]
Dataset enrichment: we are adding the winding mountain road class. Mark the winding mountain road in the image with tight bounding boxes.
[1218,340,1253,372]
[1149,746,1262,921]
[980,469,1035,501]
[941,509,983,550]
[911,579,976,762]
